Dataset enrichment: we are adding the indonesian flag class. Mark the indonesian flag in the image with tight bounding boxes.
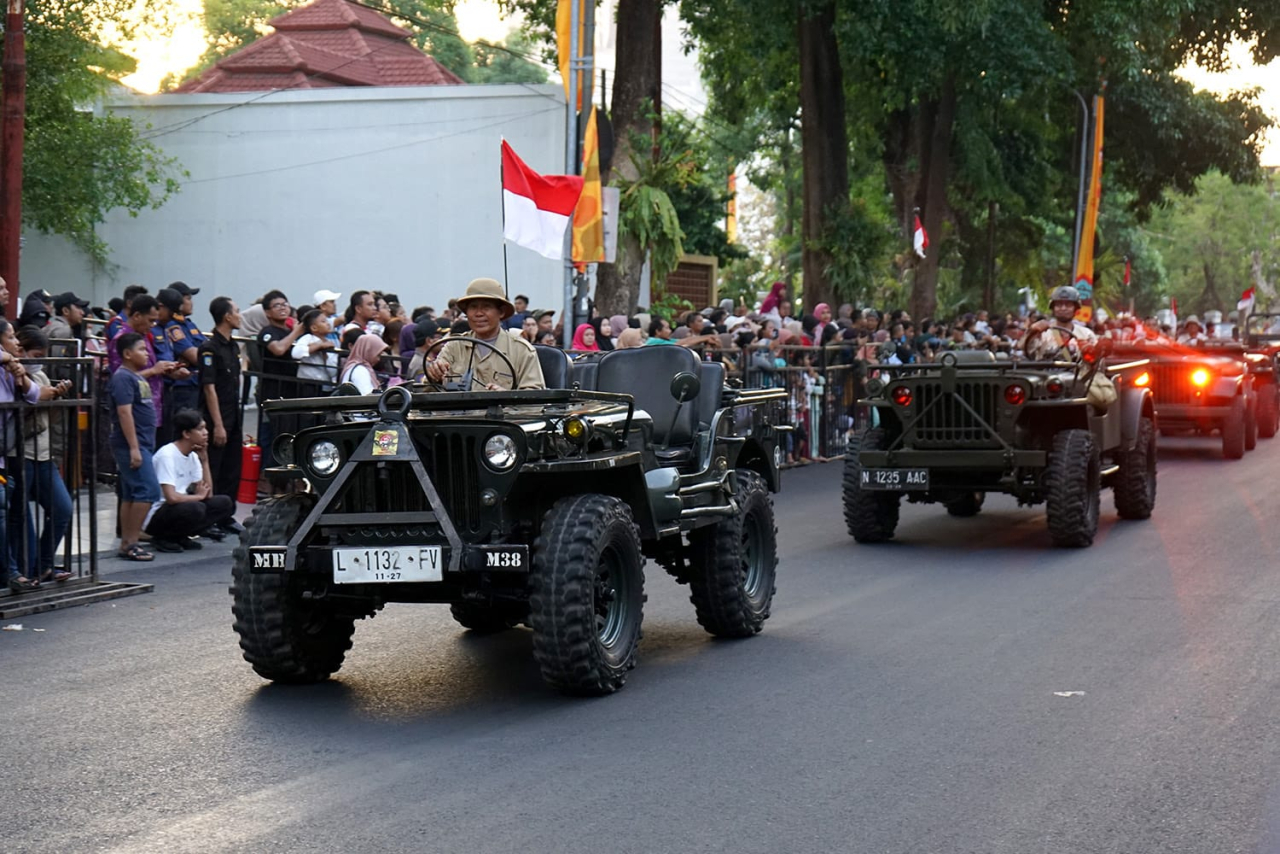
[1238,286,1256,314]
[913,213,928,259]
[502,140,584,260]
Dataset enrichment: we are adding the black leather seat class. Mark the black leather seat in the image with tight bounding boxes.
[596,346,701,464]
[696,361,724,427]
[572,359,598,390]
[535,344,574,389]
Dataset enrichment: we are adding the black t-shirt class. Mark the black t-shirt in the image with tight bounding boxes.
[198,330,241,428]
[256,325,297,401]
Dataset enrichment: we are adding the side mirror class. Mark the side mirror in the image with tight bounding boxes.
[670,371,701,403]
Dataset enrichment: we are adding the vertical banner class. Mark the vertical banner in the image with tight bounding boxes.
[571,106,605,263]
[726,170,738,244]
[556,0,586,111]
[1073,91,1105,322]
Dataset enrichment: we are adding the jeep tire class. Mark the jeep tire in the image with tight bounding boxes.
[231,494,359,683]
[1246,400,1259,451]
[1258,383,1279,439]
[530,494,645,695]
[1114,415,1157,520]
[687,470,778,638]
[1222,396,1246,460]
[945,492,985,517]
[842,428,901,543]
[1045,429,1100,548]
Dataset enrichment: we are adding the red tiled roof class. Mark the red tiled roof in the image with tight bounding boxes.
[175,0,463,94]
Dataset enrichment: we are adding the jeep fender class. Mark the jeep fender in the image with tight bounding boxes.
[1120,386,1155,451]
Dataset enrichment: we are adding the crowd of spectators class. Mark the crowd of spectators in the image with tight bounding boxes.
[0,272,1234,582]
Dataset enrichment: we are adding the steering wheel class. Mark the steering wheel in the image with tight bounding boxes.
[420,337,519,391]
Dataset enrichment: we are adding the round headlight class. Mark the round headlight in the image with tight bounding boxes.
[272,433,295,466]
[309,440,341,476]
[484,433,518,470]
[563,416,590,444]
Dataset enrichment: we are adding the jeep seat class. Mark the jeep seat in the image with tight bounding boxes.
[697,361,725,427]
[596,345,701,464]
[572,358,599,390]
[534,344,575,389]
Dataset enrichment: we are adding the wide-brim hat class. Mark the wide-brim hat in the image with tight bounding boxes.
[455,278,515,320]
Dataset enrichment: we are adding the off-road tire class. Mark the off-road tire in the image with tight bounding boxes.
[449,601,524,634]
[1222,396,1246,460]
[530,494,645,696]
[1114,415,1157,520]
[1258,384,1279,439]
[231,494,358,683]
[687,470,778,638]
[945,492,985,517]
[1245,400,1259,451]
[842,428,900,543]
[1045,429,1100,548]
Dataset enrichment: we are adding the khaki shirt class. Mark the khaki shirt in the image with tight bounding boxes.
[434,330,545,390]
[1021,321,1097,361]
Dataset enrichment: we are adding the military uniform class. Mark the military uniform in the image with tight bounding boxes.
[434,331,545,390]
[1021,321,1098,361]
[198,330,243,500]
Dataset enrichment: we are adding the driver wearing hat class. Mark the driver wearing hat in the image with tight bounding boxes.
[425,278,545,390]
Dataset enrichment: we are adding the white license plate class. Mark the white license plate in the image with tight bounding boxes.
[332,546,443,584]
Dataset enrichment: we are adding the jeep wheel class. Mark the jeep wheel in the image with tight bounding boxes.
[1114,415,1157,520]
[449,601,524,634]
[687,470,778,638]
[231,494,359,683]
[1258,384,1279,438]
[841,428,900,543]
[1245,400,1259,451]
[945,492,985,517]
[1045,429,1100,548]
[530,494,645,695]
[1222,396,1246,460]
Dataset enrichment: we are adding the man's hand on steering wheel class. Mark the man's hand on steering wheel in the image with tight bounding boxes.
[420,338,519,391]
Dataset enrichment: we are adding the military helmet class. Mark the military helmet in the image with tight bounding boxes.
[1049,285,1081,305]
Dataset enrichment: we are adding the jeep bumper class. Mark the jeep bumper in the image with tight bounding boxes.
[248,543,530,575]
[859,449,1047,468]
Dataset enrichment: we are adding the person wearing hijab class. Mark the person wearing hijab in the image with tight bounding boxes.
[812,303,833,347]
[589,316,615,351]
[571,323,600,352]
[615,328,645,350]
[608,315,627,345]
[339,333,388,395]
[759,282,787,316]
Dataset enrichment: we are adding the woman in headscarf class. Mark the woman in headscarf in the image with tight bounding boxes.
[615,328,645,350]
[588,316,614,351]
[812,303,835,347]
[608,315,627,346]
[339,333,389,395]
[571,323,600,352]
[759,281,787,316]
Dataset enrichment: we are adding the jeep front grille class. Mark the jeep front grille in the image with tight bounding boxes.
[1150,364,1198,405]
[910,381,1002,448]
[334,434,481,532]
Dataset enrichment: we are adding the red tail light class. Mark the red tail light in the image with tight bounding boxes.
[891,385,913,407]
[1046,379,1064,397]
[1004,384,1027,406]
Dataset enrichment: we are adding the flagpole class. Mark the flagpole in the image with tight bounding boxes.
[500,138,510,299]
[561,0,580,350]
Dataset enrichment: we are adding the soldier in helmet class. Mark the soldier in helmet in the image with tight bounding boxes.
[1019,285,1098,361]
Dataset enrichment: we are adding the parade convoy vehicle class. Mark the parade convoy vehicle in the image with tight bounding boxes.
[842,343,1157,548]
[1112,340,1258,458]
[231,344,788,696]
[1242,313,1280,438]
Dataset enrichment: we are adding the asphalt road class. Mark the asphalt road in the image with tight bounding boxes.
[6,433,1280,854]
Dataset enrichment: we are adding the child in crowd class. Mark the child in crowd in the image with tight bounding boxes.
[144,408,235,551]
[110,332,160,562]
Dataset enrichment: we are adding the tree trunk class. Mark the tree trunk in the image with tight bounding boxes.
[1197,260,1224,316]
[910,77,957,322]
[595,0,661,318]
[797,0,847,312]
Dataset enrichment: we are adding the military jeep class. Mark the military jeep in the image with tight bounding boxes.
[1112,340,1257,458]
[1241,312,1280,438]
[231,345,788,696]
[842,345,1156,548]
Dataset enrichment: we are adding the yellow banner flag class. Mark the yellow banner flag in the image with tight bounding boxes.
[1073,92,1105,301]
[572,106,605,263]
[556,0,585,111]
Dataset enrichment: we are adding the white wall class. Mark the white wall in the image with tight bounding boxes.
[22,84,571,322]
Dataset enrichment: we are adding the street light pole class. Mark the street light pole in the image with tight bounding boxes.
[0,0,25,317]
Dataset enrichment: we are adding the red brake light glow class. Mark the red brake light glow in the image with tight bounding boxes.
[1004,384,1027,406]
[891,385,913,407]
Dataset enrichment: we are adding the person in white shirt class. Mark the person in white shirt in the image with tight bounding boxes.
[290,309,339,392]
[143,409,236,552]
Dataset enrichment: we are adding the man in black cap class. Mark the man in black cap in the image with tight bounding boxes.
[159,284,207,418]
[168,281,200,319]
[19,290,51,328]
[47,292,89,342]
[405,317,442,379]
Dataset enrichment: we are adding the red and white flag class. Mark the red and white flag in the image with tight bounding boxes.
[913,213,928,259]
[1238,286,1256,313]
[502,140,584,260]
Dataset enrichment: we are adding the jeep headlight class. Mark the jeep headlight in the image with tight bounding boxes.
[309,440,341,476]
[562,415,590,445]
[484,433,518,470]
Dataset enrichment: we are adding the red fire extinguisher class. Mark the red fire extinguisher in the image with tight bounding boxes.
[237,441,262,505]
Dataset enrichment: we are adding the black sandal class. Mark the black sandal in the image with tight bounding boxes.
[118,544,154,562]
[8,575,39,593]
